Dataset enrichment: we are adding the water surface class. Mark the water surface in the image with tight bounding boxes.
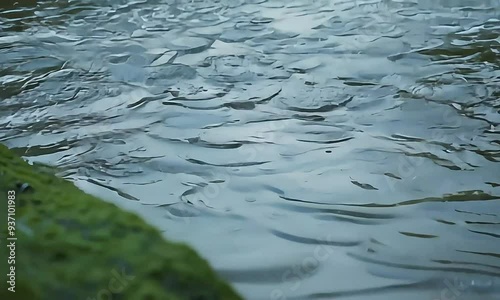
[1,0,499,299]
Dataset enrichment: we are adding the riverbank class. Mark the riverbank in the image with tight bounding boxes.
[0,144,241,300]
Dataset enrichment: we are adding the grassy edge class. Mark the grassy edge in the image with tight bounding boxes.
[0,144,241,300]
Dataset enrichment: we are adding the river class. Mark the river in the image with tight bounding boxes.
[1,0,499,299]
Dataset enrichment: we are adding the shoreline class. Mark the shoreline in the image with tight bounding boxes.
[0,143,241,300]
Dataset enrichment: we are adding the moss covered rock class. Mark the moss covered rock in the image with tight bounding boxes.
[0,144,241,300]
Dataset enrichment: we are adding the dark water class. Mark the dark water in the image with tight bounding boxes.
[1,0,500,299]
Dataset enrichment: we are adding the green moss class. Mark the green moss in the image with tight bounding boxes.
[0,144,241,300]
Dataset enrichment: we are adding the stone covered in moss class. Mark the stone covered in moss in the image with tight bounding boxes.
[0,144,241,300]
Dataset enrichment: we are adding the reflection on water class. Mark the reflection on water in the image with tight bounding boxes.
[1,0,499,299]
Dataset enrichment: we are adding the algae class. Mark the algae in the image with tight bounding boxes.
[0,144,241,300]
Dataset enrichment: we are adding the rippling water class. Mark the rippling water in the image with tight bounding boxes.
[1,0,500,299]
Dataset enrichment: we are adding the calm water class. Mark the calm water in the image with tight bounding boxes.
[1,0,500,299]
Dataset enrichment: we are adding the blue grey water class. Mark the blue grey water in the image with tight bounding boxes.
[1,0,499,299]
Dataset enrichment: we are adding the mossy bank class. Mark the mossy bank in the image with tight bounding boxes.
[0,144,241,300]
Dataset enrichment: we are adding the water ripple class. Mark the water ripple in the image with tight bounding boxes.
[1,0,499,298]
